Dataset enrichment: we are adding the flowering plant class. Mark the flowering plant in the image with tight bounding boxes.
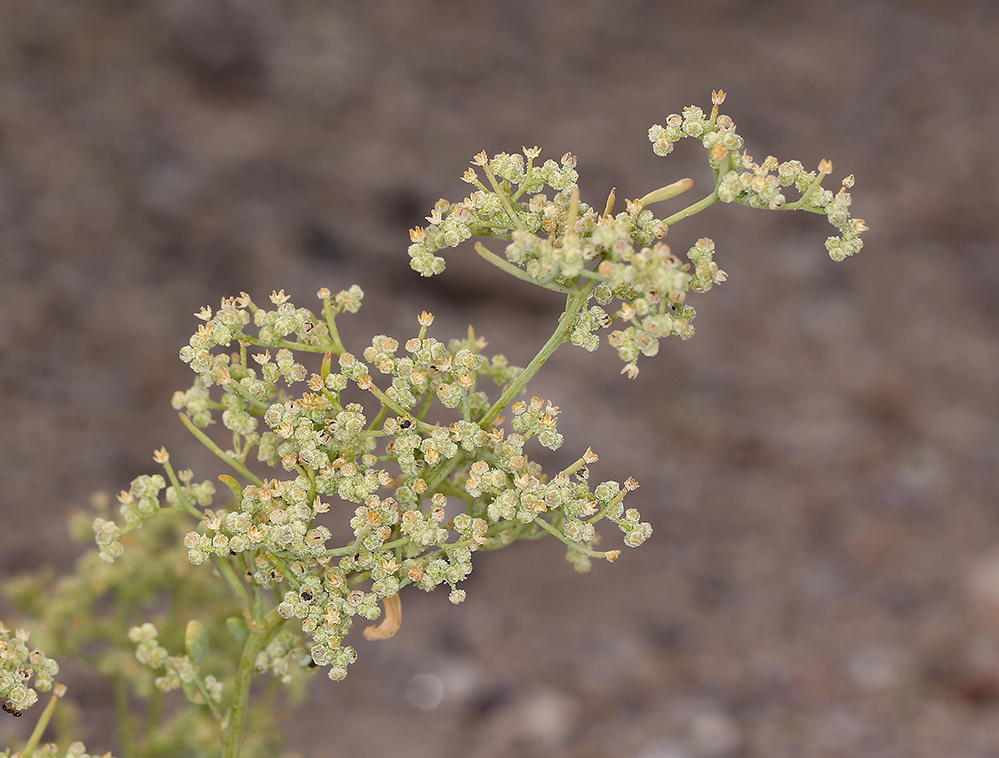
[3,92,864,758]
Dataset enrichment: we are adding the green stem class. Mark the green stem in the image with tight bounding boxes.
[266,554,297,588]
[560,452,592,478]
[783,168,827,210]
[210,554,253,622]
[242,676,284,751]
[422,449,468,499]
[366,381,410,419]
[480,164,527,231]
[775,202,825,215]
[406,282,593,502]
[564,188,580,235]
[469,228,513,241]
[222,609,282,758]
[373,535,413,553]
[368,403,389,432]
[239,335,338,354]
[480,282,595,428]
[321,301,346,354]
[325,534,366,558]
[533,517,611,558]
[224,380,270,413]
[587,488,628,526]
[575,267,609,281]
[160,458,201,518]
[662,191,719,226]
[179,413,264,487]
[474,242,572,293]
[21,688,63,755]
[191,672,224,724]
[251,573,265,621]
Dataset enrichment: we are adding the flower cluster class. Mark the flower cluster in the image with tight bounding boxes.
[98,289,650,683]
[92,462,216,564]
[0,90,869,758]
[127,623,222,702]
[404,93,865,376]
[7,491,259,758]
[649,90,867,261]
[408,160,720,377]
[0,623,59,715]
[85,94,863,694]
[407,148,580,277]
[406,145,678,294]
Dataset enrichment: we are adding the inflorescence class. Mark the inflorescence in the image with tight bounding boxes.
[0,623,59,716]
[88,93,864,690]
[407,90,864,377]
[96,285,650,683]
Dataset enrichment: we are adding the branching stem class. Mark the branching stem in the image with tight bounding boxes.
[481,281,596,428]
[179,413,264,487]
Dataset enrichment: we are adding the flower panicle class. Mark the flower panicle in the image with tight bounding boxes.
[107,284,650,682]
[84,92,864,688]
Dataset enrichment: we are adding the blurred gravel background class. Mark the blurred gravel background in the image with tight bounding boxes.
[3,1,999,756]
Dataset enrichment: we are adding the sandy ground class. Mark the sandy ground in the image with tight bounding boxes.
[3,1,999,756]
